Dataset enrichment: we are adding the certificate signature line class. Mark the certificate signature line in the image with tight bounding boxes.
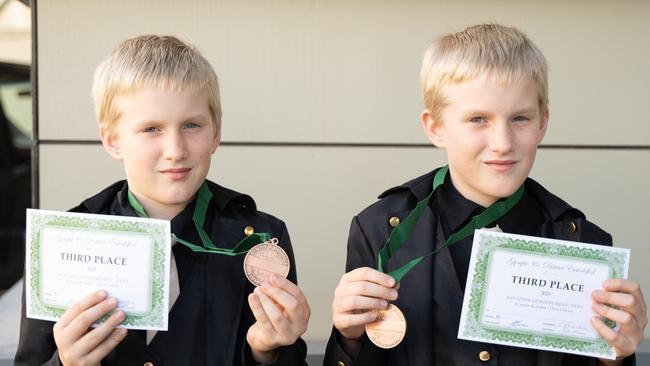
[483,309,593,327]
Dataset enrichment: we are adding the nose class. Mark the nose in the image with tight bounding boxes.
[488,121,514,154]
[163,131,188,161]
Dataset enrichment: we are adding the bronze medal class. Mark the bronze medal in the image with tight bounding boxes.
[243,238,290,286]
[365,303,407,349]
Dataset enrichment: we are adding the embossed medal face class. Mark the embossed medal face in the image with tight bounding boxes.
[243,238,290,287]
[365,303,407,349]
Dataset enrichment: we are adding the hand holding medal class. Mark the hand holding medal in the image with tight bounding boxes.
[242,234,308,362]
[331,267,400,344]
[129,182,309,362]
[333,166,524,350]
[246,273,310,362]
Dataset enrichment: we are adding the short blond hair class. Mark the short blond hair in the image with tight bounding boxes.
[92,35,221,134]
[421,24,548,121]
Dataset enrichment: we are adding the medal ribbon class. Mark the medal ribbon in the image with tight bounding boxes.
[128,182,270,256]
[378,165,524,282]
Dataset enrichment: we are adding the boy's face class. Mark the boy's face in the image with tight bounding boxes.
[101,87,220,218]
[422,75,548,207]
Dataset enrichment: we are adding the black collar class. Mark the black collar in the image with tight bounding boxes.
[436,174,482,233]
[73,180,257,217]
[378,167,585,224]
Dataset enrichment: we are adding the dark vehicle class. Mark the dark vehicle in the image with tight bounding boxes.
[0,61,31,292]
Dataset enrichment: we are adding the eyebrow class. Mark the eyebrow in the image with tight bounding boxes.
[510,107,539,115]
[133,113,209,125]
[461,106,538,116]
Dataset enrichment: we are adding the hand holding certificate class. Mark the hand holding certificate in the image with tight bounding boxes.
[590,278,647,364]
[458,229,646,361]
[52,290,128,365]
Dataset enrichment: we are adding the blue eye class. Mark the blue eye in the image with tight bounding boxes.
[469,116,486,123]
[142,126,160,133]
[513,116,530,123]
[184,122,200,129]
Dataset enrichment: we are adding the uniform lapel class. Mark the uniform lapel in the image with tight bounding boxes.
[205,217,251,364]
[385,205,437,364]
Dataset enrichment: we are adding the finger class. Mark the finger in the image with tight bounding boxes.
[601,279,647,323]
[342,267,396,288]
[592,291,645,328]
[592,303,639,333]
[79,310,126,351]
[58,290,108,327]
[602,279,643,297]
[85,327,128,363]
[255,287,290,334]
[337,281,398,302]
[334,311,379,330]
[267,275,303,300]
[67,297,119,341]
[261,282,300,313]
[592,290,636,309]
[591,317,635,357]
[335,295,389,313]
[592,290,645,326]
[248,292,272,326]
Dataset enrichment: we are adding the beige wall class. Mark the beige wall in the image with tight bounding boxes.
[38,1,650,341]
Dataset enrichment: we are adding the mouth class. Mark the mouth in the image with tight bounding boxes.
[484,160,517,172]
[160,167,191,180]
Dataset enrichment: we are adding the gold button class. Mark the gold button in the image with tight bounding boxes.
[337,362,346,366]
[479,350,490,361]
[144,362,154,366]
[388,216,400,227]
[244,226,255,236]
[569,221,577,233]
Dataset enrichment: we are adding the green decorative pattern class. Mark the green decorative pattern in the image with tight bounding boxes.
[28,210,169,328]
[461,231,627,359]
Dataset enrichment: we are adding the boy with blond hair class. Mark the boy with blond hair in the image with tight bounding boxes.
[15,35,310,365]
[325,24,646,366]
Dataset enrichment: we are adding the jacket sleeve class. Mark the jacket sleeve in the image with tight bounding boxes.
[323,216,388,366]
[241,222,308,366]
[14,280,63,366]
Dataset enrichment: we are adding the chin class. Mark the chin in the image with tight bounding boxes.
[162,190,195,205]
[491,184,524,199]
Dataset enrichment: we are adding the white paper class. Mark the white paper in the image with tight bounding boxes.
[458,229,630,360]
[25,209,171,330]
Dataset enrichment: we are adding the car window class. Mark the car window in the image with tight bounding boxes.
[0,80,32,149]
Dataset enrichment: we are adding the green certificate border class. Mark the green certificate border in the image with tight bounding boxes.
[27,209,170,329]
[460,230,628,359]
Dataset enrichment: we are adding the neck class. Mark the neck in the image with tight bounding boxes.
[447,169,498,208]
[129,190,187,220]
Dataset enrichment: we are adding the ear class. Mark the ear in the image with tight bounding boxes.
[537,108,549,144]
[100,126,123,161]
[421,109,446,148]
[211,126,221,154]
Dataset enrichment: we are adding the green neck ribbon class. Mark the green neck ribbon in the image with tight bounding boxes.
[378,165,524,282]
[128,182,270,256]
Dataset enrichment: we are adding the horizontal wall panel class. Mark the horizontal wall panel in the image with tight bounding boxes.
[40,144,650,340]
[39,0,650,145]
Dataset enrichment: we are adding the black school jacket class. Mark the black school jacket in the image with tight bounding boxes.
[15,180,307,366]
[324,168,635,366]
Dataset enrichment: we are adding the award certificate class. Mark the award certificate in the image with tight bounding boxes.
[25,209,171,330]
[458,229,629,360]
